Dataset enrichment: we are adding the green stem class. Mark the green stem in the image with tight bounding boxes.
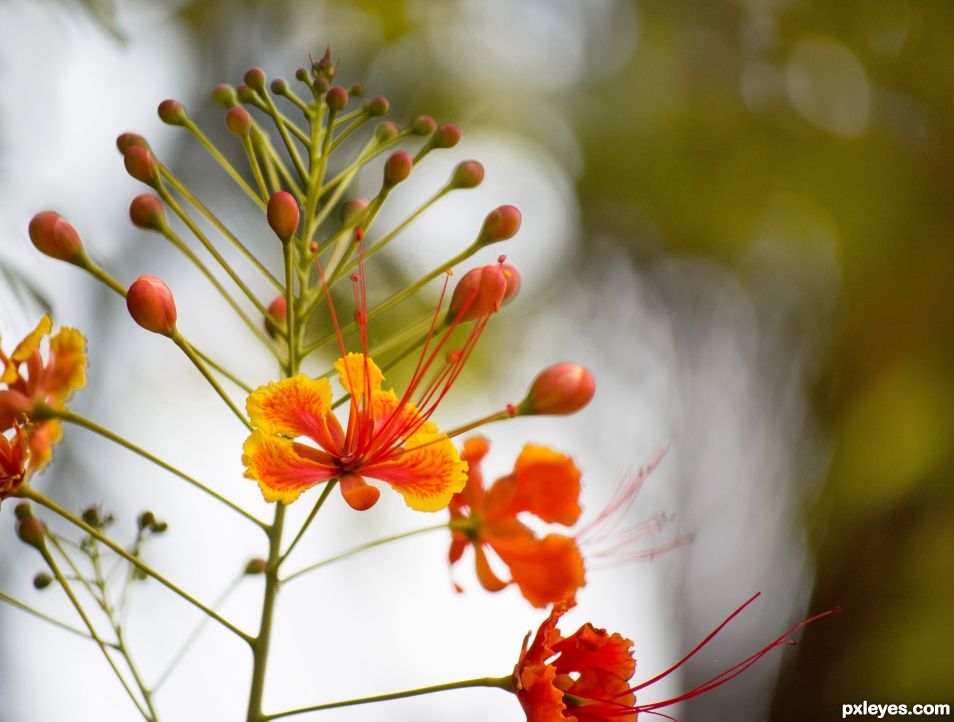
[171,331,252,428]
[264,676,513,720]
[246,503,287,722]
[0,588,112,645]
[25,489,253,644]
[81,260,128,296]
[182,118,265,210]
[55,408,265,529]
[192,346,253,393]
[241,135,271,201]
[282,523,448,584]
[278,480,337,566]
[39,543,153,720]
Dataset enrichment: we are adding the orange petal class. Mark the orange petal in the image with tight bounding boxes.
[339,473,381,511]
[491,532,585,608]
[11,315,52,363]
[456,435,490,510]
[246,375,343,451]
[26,419,63,474]
[362,429,467,512]
[45,327,87,403]
[473,544,509,592]
[551,624,636,714]
[242,430,338,504]
[487,444,582,526]
[334,352,383,400]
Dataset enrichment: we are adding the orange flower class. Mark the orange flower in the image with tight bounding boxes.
[448,436,585,607]
[243,246,509,512]
[513,594,839,721]
[0,315,86,475]
[0,423,28,504]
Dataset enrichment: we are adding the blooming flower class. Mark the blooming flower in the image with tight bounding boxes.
[0,315,87,474]
[448,436,585,607]
[512,594,839,721]
[243,249,511,512]
[0,423,28,504]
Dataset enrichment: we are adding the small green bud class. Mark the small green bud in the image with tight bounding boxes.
[33,573,53,590]
[364,96,389,117]
[374,121,400,143]
[14,502,32,520]
[244,558,267,575]
[211,83,237,108]
[244,67,267,92]
[449,160,484,190]
[137,511,156,531]
[81,505,102,527]
[410,115,436,136]
[17,516,47,550]
[325,86,349,112]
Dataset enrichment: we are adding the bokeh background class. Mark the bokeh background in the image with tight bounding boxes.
[1,1,952,721]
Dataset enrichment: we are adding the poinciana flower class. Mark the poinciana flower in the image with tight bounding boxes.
[449,436,585,607]
[0,423,28,504]
[512,595,838,721]
[0,315,87,473]
[243,250,513,512]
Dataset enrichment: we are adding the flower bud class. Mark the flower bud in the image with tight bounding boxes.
[81,505,102,527]
[270,78,289,95]
[116,132,149,155]
[477,205,522,245]
[314,47,336,80]
[295,68,309,83]
[364,96,389,116]
[123,146,160,187]
[383,151,413,187]
[236,84,256,104]
[211,83,237,108]
[129,194,167,232]
[244,557,267,575]
[374,121,400,143]
[267,191,300,240]
[340,199,367,225]
[446,264,508,323]
[14,502,32,520]
[244,67,267,92]
[28,212,86,263]
[433,123,461,149]
[349,82,366,97]
[449,160,484,190]
[137,511,156,531]
[325,86,349,112]
[152,520,168,533]
[499,260,521,305]
[225,107,252,136]
[518,363,596,416]
[411,115,436,136]
[157,99,187,125]
[33,572,53,590]
[16,515,47,550]
[264,295,287,338]
[126,275,177,335]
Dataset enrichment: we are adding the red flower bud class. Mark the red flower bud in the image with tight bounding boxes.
[477,205,522,245]
[127,275,177,335]
[519,363,596,416]
[449,160,484,190]
[28,212,85,263]
[374,121,400,142]
[211,83,237,108]
[340,199,368,225]
[116,132,149,155]
[325,86,349,112]
[433,123,461,149]
[270,78,289,95]
[383,151,413,187]
[364,96,389,116]
[500,260,521,305]
[267,191,300,240]
[16,515,47,550]
[411,115,436,136]
[264,295,287,338]
[446,264,508,323]
[123,146,160,187]
[294,68,309,83]
[225,106,252,136]
[236,84,256,104]
[129,194,167,232]
[157,99,187,125]
[244,67,267,92]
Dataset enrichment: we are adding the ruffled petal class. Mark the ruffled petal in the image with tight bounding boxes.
[45,327,87,403]
[485,444,582,526]
[246,375,343,451]
[489,526,585,608]
[552,624,636,719]
[334,352,383,400]
[11,315,52,364]
[515,597,575,722]
[362,429,468,512]
[242,430,338,504]
[26,419,63,474]
[454,435,490,512]
[473,543,509,592]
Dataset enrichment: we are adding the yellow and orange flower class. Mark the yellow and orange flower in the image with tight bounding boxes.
[0,315,86,477]
[0,423,28,504]
[448,436,585,608]
[243,353,467,511]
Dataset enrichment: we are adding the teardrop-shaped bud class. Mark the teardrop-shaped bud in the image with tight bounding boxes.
[518,363,596,416]
[340,199,368,225]
[225,107,252,136]
[446,265,508,323]
[158,99,187,125]
[28,212,86,263]
[264,295,287,338]
[211,83,237,108]
[433,123,461,149]
[449,160,485,190]
[374,121,400,143]
[244,67,267,92]
[127,275,177,335]
[364,96,389,116]
[477,205,522,245]
[411,115,436,136]
[383,151,413,187]
[16,515,47,550]
[129,194,167,232]
[123,146,160,187]
[267,191,300,240]
[116,132,149,155]
[325,86,349,112]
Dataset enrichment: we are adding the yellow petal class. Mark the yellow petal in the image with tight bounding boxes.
[12,315,53,363]
[46,327,87,403]
[246,375,338,442]
[334,353,383,400]
[242,430,337,504]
